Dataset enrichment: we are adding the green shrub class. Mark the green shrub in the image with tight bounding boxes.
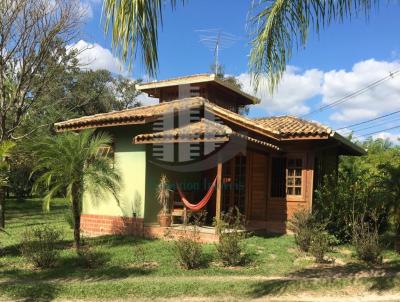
[353,221,382,264]
[173,226,203,269]
[20,225,62,268]
[288,209,319,252]
[309,231,335,263]
[215,208,246,266]
[77,244,108,269]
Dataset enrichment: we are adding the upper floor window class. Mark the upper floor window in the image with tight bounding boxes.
[97,144,114,161]
[287,158,302,196]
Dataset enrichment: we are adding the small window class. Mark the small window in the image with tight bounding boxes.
[287,158,302,196]
[270,157,286,198]
[97,144,114,161]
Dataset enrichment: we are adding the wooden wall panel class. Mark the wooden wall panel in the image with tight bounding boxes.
[246,151,268,221]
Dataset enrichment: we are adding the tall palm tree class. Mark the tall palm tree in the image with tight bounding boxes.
[103,0,379,91]
[0,141,15,228]
[31,130,120,251]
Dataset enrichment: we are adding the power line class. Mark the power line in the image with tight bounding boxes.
[336,109,400,130]
[350,116,400,133]
[301,69,400,118]
[357,124,400,137]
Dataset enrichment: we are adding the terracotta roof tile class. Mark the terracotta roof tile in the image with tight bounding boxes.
[55,98,330,140]
[54,97,204,131]
[134,118,232,144]
[134,118,281,150]
[255,116,332,138]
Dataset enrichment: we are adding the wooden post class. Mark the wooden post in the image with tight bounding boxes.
[215,159,223,228]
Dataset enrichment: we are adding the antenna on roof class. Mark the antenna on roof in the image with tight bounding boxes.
[195,29,240,75]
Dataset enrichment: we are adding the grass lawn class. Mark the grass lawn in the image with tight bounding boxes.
[0,198,400,301]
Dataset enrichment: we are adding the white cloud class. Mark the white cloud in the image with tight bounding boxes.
[68,40,128,76]
[372,132,400,144]
[237,67,323,115]
[238,59,400,124]
[322,59,400,122]
[137,93,158,106]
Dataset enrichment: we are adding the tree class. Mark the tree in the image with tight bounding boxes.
[103,0,378,90]
[0,0,83,143]
[31,130,120,251]
[0,141,15,228]
[379,158,400,252]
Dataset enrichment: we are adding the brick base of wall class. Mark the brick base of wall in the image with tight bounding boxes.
[81,214,144,236]
[81,214,287,242]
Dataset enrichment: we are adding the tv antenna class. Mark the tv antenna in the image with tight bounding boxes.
[195,29,240,74]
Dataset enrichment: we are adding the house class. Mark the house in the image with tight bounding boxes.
[55,74,365,241]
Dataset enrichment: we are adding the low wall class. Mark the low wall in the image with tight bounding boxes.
[80,214,144,236]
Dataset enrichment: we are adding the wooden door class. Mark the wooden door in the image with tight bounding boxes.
[246,151,268,221]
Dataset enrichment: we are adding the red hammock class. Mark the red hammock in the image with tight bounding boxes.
[177,176,217,212]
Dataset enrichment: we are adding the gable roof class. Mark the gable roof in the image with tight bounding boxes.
[255,116,332,139]
[54,97,365,155]
[55,97,279,139]
[136,73,260,105]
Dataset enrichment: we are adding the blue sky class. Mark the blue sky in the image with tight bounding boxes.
[76,0,400,142]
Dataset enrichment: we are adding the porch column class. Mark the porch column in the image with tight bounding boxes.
[215,159,223,225]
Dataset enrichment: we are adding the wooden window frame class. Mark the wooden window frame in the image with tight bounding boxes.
[97,142,115,165]
[268,156,286,201]
[286,154,305,201]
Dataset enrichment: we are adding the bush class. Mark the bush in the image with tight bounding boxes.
[288,209,319,252]
[353,220,382,264]
[215,208,246,266]
[173,226,203,269]
[20,225,62,268]
[309,231,335,263]
[77,244,108,269]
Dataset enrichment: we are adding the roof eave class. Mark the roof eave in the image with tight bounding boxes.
[331,132,367,156]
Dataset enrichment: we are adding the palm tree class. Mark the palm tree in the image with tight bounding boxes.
[103,0,379,91]
[0,141,15,228]
[31,130,120,251]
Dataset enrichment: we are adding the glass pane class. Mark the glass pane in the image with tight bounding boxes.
[288,159,295,167]
[295,178,302,186]
[287,187,294,195]
[296,159,302,167]
[295,187,301,195]
[287,178,294,186]
[288,169,294,176]
[295,169,302,176]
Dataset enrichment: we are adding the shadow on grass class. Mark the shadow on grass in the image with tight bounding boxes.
[287,260,400,279]
[248,279,294,298]
[1,281,59,302]
[87,234,152,247]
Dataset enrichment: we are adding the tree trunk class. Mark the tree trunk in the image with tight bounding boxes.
[395,209,400,253]
[0,186,5,228]
[71,182,83,252]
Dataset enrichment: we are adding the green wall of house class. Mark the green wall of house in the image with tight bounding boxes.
[82,126,147,218]
[82,124,217,224]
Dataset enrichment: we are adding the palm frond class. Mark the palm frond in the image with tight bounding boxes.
[31,130,120,212]
[249,0,378,92]
[102,0,185,77]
